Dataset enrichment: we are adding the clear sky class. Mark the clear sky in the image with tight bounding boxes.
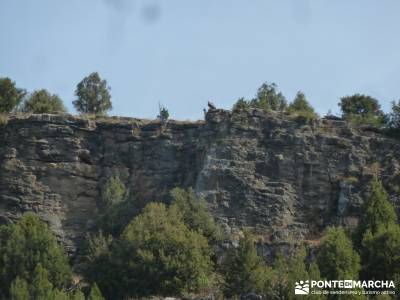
[1,0,399,120]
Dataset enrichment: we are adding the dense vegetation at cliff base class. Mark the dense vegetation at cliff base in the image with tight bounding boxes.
[0,180,399,299]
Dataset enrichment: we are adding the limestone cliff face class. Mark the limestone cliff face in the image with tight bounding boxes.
[0,110,399,260]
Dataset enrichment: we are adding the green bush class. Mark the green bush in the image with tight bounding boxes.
[157,103,169,123]
[21,89,66,114]
[292,110,319,123]
[101,175,126,207]
[346,113,386,127]
[232,97,251,111]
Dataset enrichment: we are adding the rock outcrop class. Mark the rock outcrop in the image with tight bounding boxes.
[0,110,399,262]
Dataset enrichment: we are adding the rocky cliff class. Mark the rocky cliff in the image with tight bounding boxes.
[0,109,399,262]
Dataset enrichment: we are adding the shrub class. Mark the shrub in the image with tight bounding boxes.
[157,103,169,124]
[232,97,251,111]
[292,110,319,123]
[21,89,66,114]
[101,175,126,207]
[346,113,386,127]
[0,77,26,113]
[73,72,112,115]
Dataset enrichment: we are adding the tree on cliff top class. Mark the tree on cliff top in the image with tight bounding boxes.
[22,89,67,114]
[339,94,385,126]
[251,82,287,111]
[73,72,112,115]
[0,77,26,113]
[232,82,287,112]
[288,91,315,114]
[388,100,400,129]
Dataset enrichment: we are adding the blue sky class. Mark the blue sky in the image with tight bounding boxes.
[0,0,399,120]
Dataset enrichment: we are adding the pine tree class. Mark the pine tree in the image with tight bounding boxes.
[317,227,361,280]
[222,231,272,298]
[10,277,29,300]
[308,262,327,300]
[288,92,315,113]
[0,213,72,297]
[31,264,54,300]
[251,82,287,111]
[70,289,86,300]
[0,77,26,113]
[271,247,327,300]
[355,180,400,281]
[73,72,112,115]
[361,223,400,280]
[356,180,397,244]
[50,289,70,300]
[88,283,105,300]
[286,247,310,300]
